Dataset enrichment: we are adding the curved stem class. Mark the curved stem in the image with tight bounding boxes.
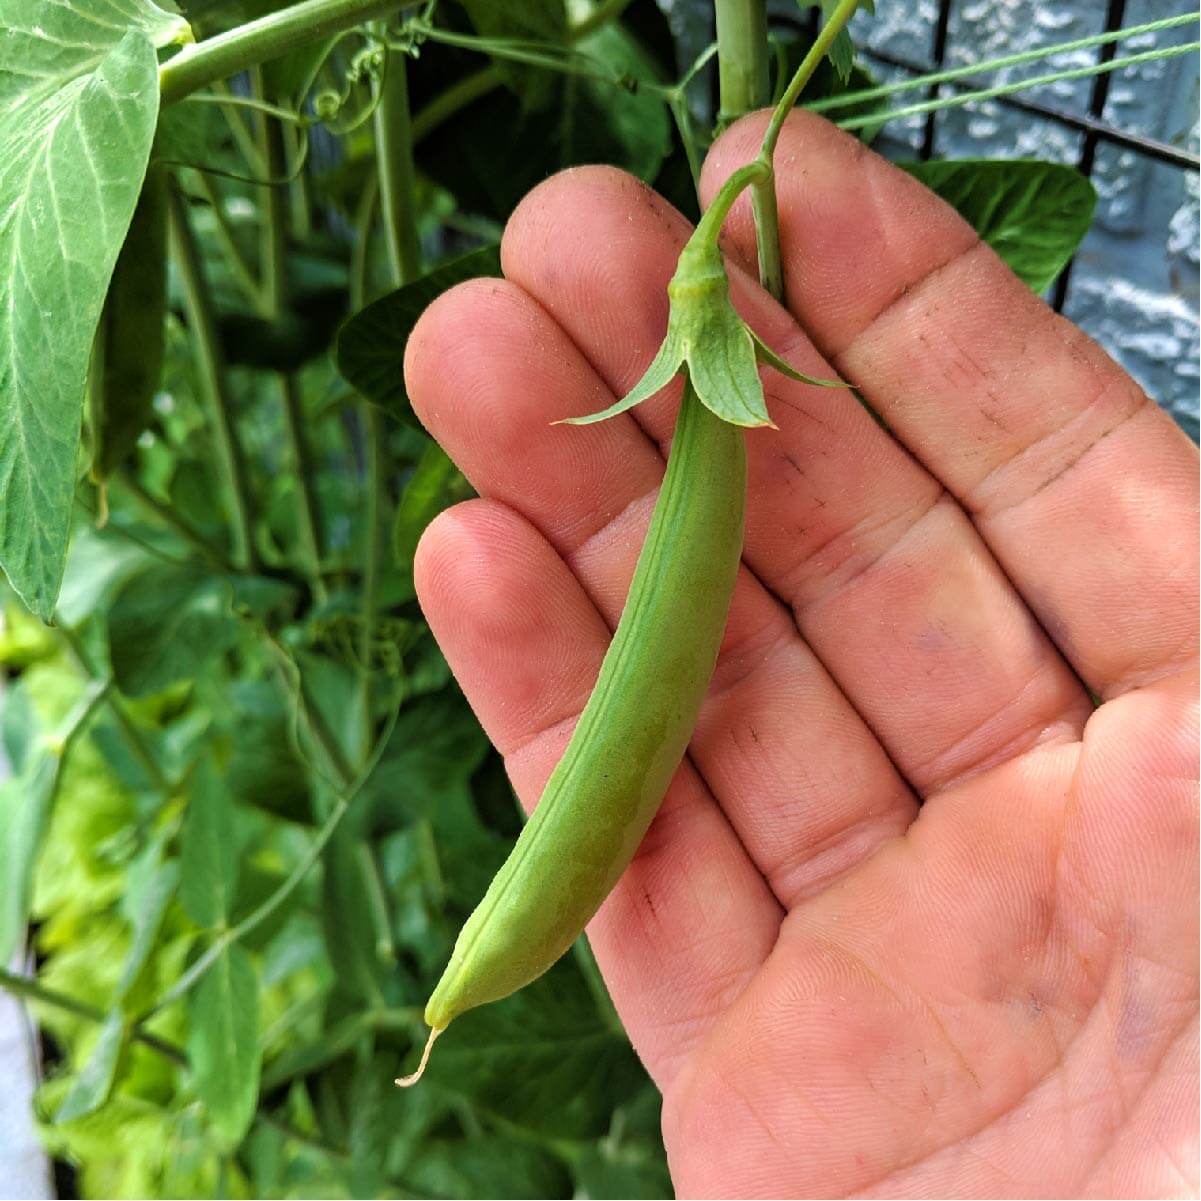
[759,0,863,162]
[714,0,781,297]
[749,0,863,298]
[694,161,768,245]
[160,0,401,105]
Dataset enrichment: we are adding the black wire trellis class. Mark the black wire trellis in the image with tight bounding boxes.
[848,0,1198,314]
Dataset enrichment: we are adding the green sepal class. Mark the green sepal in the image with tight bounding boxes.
[750,328,847,389]
[688,302,776,428]
[565,159,838,431]
[559,331,685,426]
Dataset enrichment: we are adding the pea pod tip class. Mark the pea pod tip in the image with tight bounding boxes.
[395,1025,443,1088]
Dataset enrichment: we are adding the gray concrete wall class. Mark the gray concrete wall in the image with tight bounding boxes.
[854,0,1200,436]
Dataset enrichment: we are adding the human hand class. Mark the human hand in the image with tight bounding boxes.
[405,112,1199,1199]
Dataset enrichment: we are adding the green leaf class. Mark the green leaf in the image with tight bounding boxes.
[188,942,260,1147]
[0,0,188,619]
[796,1,873,84]
[0,0,189,113]
[224,681,311,825]
[180,761,237,928]
[321,831,389,1004]
[392,442,473,566]
[573,1141,673,1200]
[334,246,502,425]
[423,958,645,1138]
[415,24,670,221]
[902,159,1097,293]
[55,1012,127,1123]
[115,854,180,1008]
[406,1137,571,1199]
[461,0,567,106]
[0,678,108,963]
[107,563,239,696]
[54,524,148,628]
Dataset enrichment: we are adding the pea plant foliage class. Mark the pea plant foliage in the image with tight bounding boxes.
[0,0,1109,1194]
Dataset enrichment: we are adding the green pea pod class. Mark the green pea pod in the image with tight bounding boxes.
[404,381,745,1078]
[89,165,168,484]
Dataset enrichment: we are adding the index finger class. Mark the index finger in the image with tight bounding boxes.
[701,111,1199,699]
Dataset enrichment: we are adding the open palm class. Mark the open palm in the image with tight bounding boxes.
[406,112,1199,1199]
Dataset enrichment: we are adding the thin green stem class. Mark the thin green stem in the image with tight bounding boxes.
[253,68,288,318]
[669,96,704,190]
[359,40,421,725]
[212,80,266,174]
[350,175,379,311]
[185,91,303,125]
[411,64,503,145]
[714,0,769,126]
[714,0,778,295]
[695,161,769,244]
[253,70,327,600]
[118,471,235,573]
[160,0,402,105]
[405,22,673,97]
[834,41,1201,133]
[0,968,187,1067]
[166,179,259,571]
[283,120,314,240]
[372,50,422,284]
[279,375,327,600]
[357,842,396,962]
[750,0,862,298]
[360,405,385,703]
[807,10,1201,115]
[188,171,265,311]
[57,623,172,795]
[134,700,399,1026]
[759,0,863,161]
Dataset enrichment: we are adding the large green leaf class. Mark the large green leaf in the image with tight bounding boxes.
[415,22,671,221]
[180,762,237,928]
[188,942,260,1146]
[55,1013,127,1123]
[0,0,189,113]
[406,1137,571,1199]
[902,159,1097,293]
[107,562,240,696]
[0,678,108,962]
[461,0,567,106]
[0,0,190,619]
[334,246,502,425]
[56,853,182,1122]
